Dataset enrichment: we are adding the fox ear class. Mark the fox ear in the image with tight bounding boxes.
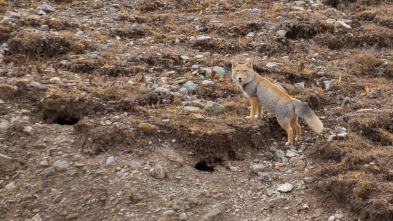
[232,61,238,68]
[246,61,252,68]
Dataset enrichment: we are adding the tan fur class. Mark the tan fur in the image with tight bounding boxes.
[232,61,323,145]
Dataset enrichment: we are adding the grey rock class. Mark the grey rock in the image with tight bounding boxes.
[40,4,55,13]
[286,149,297,158]
[295,82,305,88]
[179,212,188,220]
[282,157,289,164]
[161,119,170,124]
[191,65,199,69]
[5,181,15,190]
[335,214,344,219]
[184,81,197,92]
[323,80,333,90]
[195,55,204,59]
[277,183,294,192]
[266,62,277,68]
[197,35,211,41]
[106,156,116,165]
[292,6,305,11]
[276,30,287,37]
[205,102,225,114]
[40,160,49,167]
[43,167,56,177]
[0,120,10,130]
[252,164,265,174]
[327,132,348,142]
[336,127,346,133]
[275,150,285,158]
[328,216,335,221]
[41,25,49,31]
[30,81,47,90]
[341,96,351,107]
[6,11,21,19]
[154,87,170,94]
[183,101,191,106]
[163,210,175,216]
[38,10,47,16]
[326,18,336,24]
[202,208,222,221]
[201,80,214,86]
[212,66,225,78]
[258,172,272,181]
[49,77,60,82]
[178,87,189,96]
[53,160,68,172]
[23,126,33,135]
[180,55,190,60]
[145,76,153,83]
[130,162,141,168]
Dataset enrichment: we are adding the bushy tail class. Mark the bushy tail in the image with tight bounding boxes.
[293,100,323,134]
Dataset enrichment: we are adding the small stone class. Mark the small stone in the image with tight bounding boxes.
[5,181,15,190]
[258,172,272,181]
[49,77,60,82]
[205,102,225,114]
[65,213,78,220]
[6,11,21,19]
[195,55,204,59]
[161,119,170,124]
[53,160,68,172]
[181,55,190,60]
[38,10,47,16]
[201,80,214,86]
[327,132,348,142]
[40,160,49,167]
[266,189,275,197]
[163,210,175,216]
[277,183,294,193]
[197,35,211,41]
[335,214,344,219]
[302,203,309,210]
[341,96,351,107]
[292,6,305,11]
[154,87,171,94]
[179,212,188,220]
[23,126,34,135]
[252,164,265,174]
[276,30,287,37]
[30,81,47,90]
[286,149,297,158]
[178,87,189,96]
[106,156,116,165]
[323,80,333,90]
[275,150,285,158]
[191,65,199,69]
[202,208,222,221]
[295,82,305,88]
[130,162,141,168]
[151,164,166,179]
[184,81,197,92]
[266,62,277,68]
[326,18,336,24]
[328,216,335,221]
[41,25,49,31]
[184,106,201,112]
[212,66,225,78]
[43,167,56,177]
[40,4,55,13]
[265,151,273,158]
[336,127,346,133]
[0,120,10,130]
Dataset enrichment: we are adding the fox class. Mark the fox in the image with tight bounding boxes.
[232,61,323,146]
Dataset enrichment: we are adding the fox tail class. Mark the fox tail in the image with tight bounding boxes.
[293,100,323,134]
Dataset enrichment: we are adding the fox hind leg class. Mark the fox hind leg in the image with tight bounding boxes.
[290,117,301,141]
[280,121,293,146]
[256,103,262,118]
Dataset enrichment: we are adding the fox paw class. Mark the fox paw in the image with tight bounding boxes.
[285,142,292,146]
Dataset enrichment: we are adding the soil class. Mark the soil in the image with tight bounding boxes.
[0,0,392,221]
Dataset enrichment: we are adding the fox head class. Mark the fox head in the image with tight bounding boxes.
[231,61,255,86]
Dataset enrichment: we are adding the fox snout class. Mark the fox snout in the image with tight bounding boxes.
[238,77,243,83]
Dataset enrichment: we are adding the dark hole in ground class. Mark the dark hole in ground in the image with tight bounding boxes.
[194,161,215,172]
[52,115,80,125]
